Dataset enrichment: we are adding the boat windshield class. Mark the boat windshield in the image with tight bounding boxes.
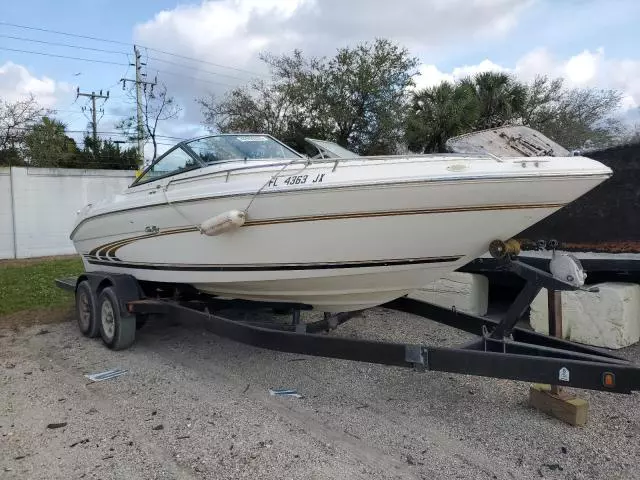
[304,138,359,159]
[185,134,303,164]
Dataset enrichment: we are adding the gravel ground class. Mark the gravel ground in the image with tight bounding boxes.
[1,306,639,480]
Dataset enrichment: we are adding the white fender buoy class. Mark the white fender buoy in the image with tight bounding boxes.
[200,210,246,236]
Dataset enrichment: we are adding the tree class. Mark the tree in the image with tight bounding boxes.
[198,78,299,140]
[618,122,640,146]
[525,78,624,149]
[116,82,182,161]
[405,81,479,153]
[309,39,419,154]
[405,72,624,152]
[24,116,81,168]
[0,95,139,170]
[0,147,24,167]
[520,75,564,127]
[197,38,419,155]
[0,94,51,165]
[80,136,139,170]
[197,50,325,152]
[461,72,528,130]
[405,71,525,153]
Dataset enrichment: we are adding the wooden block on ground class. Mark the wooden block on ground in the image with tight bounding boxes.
[529,384,588,426]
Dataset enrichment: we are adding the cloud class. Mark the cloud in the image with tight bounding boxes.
[516,48,640,112]
[128,0,639,141]
[512,47,604,85]
[414,59,508,90]
[133,0,533,123]
[415,47,640,114]
[135,0,531,58]
[0,61,72,108]
[564,48,601,85]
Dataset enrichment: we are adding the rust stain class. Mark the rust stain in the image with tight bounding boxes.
[518,239,640,254]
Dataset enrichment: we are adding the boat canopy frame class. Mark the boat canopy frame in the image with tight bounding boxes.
[55,255,640,395]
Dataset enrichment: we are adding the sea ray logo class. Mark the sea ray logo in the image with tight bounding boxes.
[558,367,570,382]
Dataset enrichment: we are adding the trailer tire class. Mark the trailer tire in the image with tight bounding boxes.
[75,280,99,338]
[98,287,136,350]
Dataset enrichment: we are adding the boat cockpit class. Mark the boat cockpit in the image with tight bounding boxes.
[130,133,360,187]
[131,133,305,187]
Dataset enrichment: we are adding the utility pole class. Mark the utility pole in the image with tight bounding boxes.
[121,45,156,165]
[76,88,109,142]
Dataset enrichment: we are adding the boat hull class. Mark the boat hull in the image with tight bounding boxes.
[71,163,610,311]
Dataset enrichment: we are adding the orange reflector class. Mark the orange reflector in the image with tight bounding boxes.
[602,372,615,388]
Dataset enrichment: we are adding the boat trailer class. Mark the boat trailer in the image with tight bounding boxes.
[56,255,640,395]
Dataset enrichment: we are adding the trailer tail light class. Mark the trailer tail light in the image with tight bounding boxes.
[602,372,615,388]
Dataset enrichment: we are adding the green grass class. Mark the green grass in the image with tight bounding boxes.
[0,256,84,316]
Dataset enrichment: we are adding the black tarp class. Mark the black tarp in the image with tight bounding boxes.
[516,142,640,253]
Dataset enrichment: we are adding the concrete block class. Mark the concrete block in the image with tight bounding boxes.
[530,283,640,349]
[408,272,489,316]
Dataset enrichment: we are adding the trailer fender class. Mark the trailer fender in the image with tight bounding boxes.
[82,273,142,317]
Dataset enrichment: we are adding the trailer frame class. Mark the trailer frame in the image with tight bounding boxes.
[55,256,640,395]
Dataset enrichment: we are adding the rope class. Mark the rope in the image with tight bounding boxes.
[243,159,310,216]
[161,158,312,231]
[162,186,205,233]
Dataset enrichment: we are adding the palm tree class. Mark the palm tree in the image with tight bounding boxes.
[405,81,480,153]
[24,116,80,167]
[461,71,528,129]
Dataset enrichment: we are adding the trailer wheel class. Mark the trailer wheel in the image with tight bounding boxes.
[75,280,99,338]
[98,287,136,350]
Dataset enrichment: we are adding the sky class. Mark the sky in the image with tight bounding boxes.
[1,0,639,159]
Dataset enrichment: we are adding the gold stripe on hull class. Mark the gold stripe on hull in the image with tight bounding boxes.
[85,202,565,259]
[242,203,565,227]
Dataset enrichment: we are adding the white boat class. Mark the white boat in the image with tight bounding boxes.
[69,130,612,312]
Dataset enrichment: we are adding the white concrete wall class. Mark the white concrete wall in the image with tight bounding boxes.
[0,167,135,259]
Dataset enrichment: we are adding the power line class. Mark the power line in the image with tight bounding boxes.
[53,110,132,119]
[10,126,186,139]
[0,21,131,46]
[142,47,268,78]
[0,33,252,89]
[0,33,129,56]
[147,56,254,81]
[0,46,128,66]
[147,67,238,88]
[0,38,249,84]
[0,21,268,78]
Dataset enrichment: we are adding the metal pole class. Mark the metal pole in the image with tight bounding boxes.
[76,89,108,144]
[8,165,18,259]
[120,48,155,167]
[134,45,144,165]
[547,289,563,395]
[91,93,98,142]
